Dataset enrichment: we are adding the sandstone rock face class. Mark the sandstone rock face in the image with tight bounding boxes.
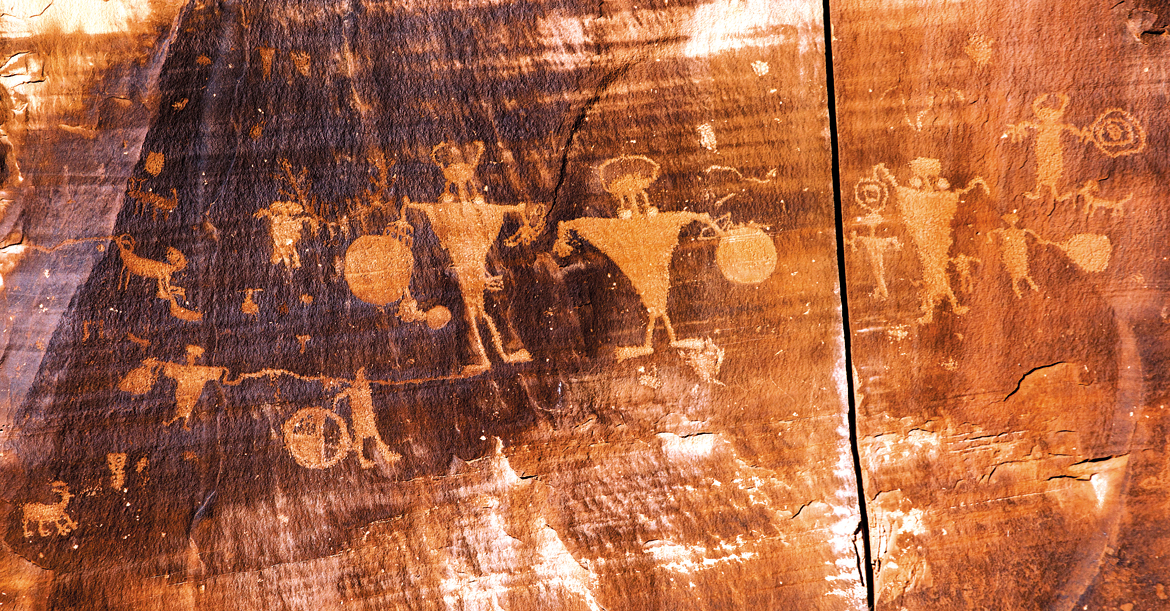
[0,0,1166,609]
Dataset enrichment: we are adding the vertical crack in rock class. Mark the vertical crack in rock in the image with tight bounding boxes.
[822,0,873,606]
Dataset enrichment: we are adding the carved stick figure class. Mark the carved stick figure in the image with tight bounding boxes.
[161,345,228,428]
[1008,93,1086,202]
[873,159,987,324]
[989,213,1041,298]
[333,367,400,468]
[848,211,902,300]
[254,201,319,270]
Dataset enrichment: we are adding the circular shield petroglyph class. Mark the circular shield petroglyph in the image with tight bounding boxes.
[854,175,889,212]
[1090,109,1146,158]
[716,226,778,285]
[283,407,351,469]
[344,233,414,306]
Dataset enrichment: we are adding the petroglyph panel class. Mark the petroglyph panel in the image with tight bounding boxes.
[0,0,861,608]
[831,0,1170,608]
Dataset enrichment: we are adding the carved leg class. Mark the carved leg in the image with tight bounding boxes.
[482,312,530,364]
[666,314,704,351]
[22,518,31,538]
[616,312,658,361]
[462,311,492,375]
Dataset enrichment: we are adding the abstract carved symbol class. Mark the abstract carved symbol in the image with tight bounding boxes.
[1089,108,1146,158]
[964,34,994,66]
[715,225,778,285]
[597,155,660,218]
[283,407,351,469]
[143,151,164,176]
[343,221,455,329]
[868,159,988,323]
[21,481,77,538]
[114,234,201,321]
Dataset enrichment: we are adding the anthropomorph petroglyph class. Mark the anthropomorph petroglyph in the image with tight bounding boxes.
[988,212,1112,298]
[431,141,485,204]
[989,213,1041,298]
[868,159,988,323]
[108,453,127,489]
[22,481,77,538]
[849,174,902,300]
[333,368,400,468]
[1008,94,1145,205]
[555,156,776,362]
[118,345,228,428]
[241,288,261,316]
[402,143,546,374]
[114,234,201,321]
[255,200,319,270]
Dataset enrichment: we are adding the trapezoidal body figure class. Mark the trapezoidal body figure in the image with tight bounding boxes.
[555,156,776,361]
[868,159,988,324]
[403,142,547,374]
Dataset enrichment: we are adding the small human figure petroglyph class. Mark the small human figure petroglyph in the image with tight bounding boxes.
[255,201,319,270]
[989,213,1041,298]
[241,288,261,316]
[22,481,77,538]
[849,175,901,300]
[333,368,400,468]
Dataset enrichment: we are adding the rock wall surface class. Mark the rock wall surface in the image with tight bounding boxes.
[0,0,1165,609]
